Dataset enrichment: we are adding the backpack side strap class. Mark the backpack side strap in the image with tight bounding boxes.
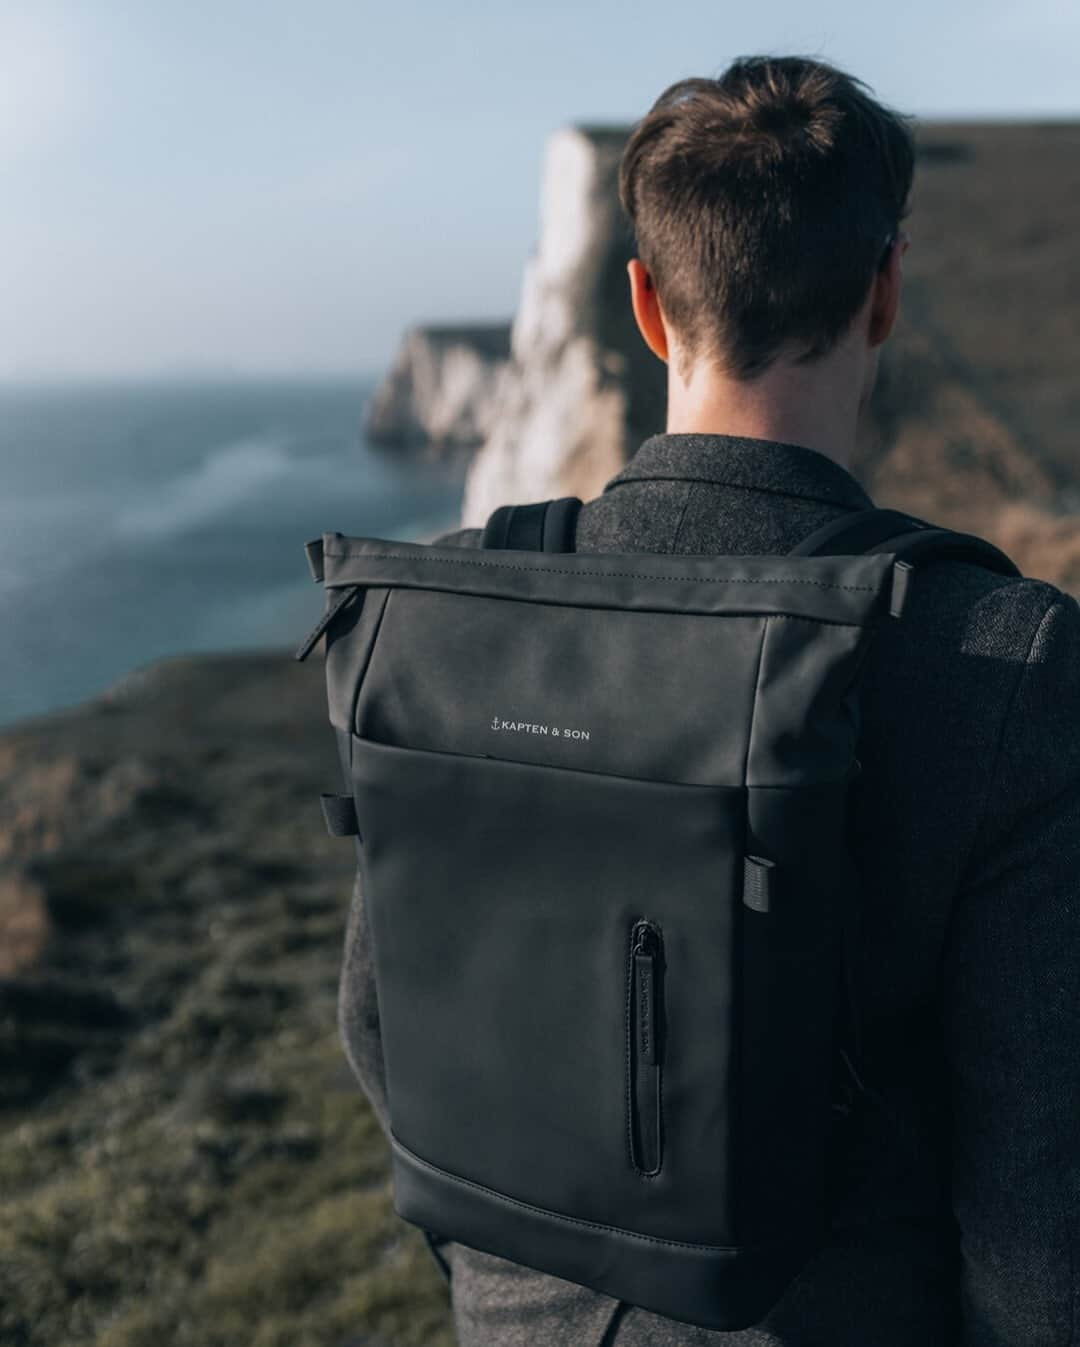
[480,496,583,553]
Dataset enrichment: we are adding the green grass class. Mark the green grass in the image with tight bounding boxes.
[0,1022,454,1347]
[0,740,455,1347]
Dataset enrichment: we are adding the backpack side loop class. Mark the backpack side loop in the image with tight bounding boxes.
[481,496,582,553]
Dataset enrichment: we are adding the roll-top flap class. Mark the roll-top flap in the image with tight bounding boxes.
[320,534,895,625]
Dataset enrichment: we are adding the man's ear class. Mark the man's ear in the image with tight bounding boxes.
[627,258,669,363]
[868,229,909,348]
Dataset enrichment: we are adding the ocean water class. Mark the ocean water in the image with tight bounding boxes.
[0,376,470,728]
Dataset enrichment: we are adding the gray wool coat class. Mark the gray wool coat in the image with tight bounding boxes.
[338,432,1080,1347]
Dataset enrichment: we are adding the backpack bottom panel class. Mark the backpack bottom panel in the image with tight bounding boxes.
[390,1128,817,1331]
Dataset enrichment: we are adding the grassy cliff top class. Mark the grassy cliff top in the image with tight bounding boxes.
[0,650,454,1347]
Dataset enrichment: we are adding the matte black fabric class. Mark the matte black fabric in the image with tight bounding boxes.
[541,496,583,552]
[481,496,583,553]
[314,500,988,1324]
[478,503,513,550]
[311,504,906,1327]
[480,501,547,551]
[790,508,1019,580]
[293,582,362,663]
[390,1134,817,1333]
[304,535,326,583]
[353,591,862,787]
[788,507,934,557]
[319,792,360,838]
[319,538,895,625]
[331,431,1080,1347]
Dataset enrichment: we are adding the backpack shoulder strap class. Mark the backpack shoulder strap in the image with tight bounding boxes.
[480,496,583,553]
[793,505,1021,1133]
[790,505,1021,578]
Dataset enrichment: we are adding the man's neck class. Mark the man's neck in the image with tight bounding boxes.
[663,354,864,471]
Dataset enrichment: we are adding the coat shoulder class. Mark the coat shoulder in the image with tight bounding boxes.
[431,525,484,550]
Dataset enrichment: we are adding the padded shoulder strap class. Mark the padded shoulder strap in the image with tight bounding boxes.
[790,505,1021,579]
[480,496,583,553]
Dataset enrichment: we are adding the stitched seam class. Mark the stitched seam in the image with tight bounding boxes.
[323,549,879,592]
[390,1133,794,1253]
[769,614,861,628]
[669,481,696,549]
[624,926,635,1174]
[353,731,745,791]
[741,617,769,788]
[597,1302,631,1347]
[654,951,665,1180]
[348,583,865,627]
[353,731,854,791]
[652,1059,664,1179]
[350,588,392,736]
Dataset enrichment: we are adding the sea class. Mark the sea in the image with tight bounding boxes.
[0,376,470,728]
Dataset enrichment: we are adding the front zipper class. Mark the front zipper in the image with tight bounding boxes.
[628,918,663,1175]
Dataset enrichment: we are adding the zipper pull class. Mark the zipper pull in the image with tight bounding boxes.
[632,922,660,1066]
[294,584,362,662]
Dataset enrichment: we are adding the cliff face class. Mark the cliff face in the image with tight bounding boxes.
[845,122,1080,591]
[364,322,512,454]
[461,126,665,523]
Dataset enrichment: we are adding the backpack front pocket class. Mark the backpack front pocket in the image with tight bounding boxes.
[348,731,746,1247]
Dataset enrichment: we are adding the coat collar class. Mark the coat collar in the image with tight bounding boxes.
[603,432,875,511]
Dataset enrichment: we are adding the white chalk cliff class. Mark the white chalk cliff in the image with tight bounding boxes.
[364,323,513,454]
[460,125,666,526]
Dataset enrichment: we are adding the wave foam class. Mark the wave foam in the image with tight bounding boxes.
[114,437,292,540]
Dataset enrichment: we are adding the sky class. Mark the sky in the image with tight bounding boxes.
[3,0,1077,382]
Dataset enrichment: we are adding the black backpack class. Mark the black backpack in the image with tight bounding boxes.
[295,499,1019,1331]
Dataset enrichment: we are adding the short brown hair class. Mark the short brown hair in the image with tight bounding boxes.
[618,55,916,381]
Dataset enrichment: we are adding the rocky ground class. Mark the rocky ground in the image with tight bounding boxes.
[0,650,453,1347]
